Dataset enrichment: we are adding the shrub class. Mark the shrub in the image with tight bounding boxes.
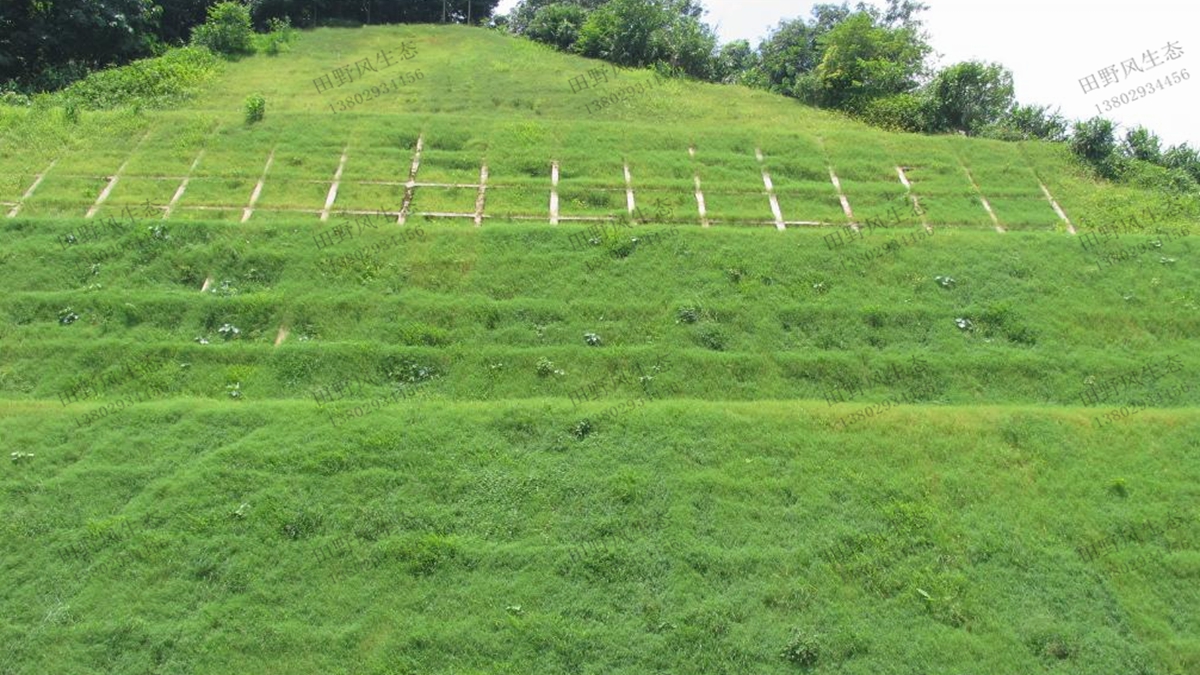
[858,92,932,133]
[244,93,265,124]
[257,17,298,56]
[191,2,255,57]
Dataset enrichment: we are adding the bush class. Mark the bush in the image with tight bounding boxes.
[244,93,265,124]
[857,93,932,133]
[257,17,298,56]
[191,2,255,57]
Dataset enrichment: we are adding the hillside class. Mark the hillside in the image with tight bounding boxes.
[1,25,1198,675]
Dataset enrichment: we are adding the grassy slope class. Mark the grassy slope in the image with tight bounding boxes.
[1,25,1198,675]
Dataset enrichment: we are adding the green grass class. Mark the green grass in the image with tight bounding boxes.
[1,22,1199,675]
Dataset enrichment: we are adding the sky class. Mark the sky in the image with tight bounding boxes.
[493,0,1198,147]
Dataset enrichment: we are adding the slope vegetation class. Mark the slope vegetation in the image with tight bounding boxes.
[1,25,1198,675]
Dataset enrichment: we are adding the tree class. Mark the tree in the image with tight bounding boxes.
[808,11,930,110]
[713,39,757,84]
[657,4,719,79]
[525,3,590,51]
[755,19,820,93]
[158,0,218,44]
[0,0,161,89]
[925,61,1014,135]
[576,0,668,66]
[753,5,854,95]
[1071,117,1124,179]
[875,0,930,29]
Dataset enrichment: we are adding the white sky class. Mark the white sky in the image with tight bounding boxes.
[494,0,1198,146]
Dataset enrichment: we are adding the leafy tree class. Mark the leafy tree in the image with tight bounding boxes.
[525,3,590,51]
[925,61,1013,135]
[1071,117,1125,179]
[808,11,930,110]
[657,4,719,79]
[713,39,757,84]
[0,0,161,89]
[859,0,930,29]
[191,2,255,57]
[755,19,820,93]
[753,5,854,95]
[810,3,853,32]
